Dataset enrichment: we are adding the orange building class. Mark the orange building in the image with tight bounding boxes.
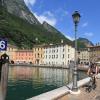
[14,50,35,64]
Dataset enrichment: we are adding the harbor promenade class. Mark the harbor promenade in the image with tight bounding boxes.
[27,74,100,100]
[59,77,100,100]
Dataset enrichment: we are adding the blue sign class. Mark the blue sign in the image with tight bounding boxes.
[0,39,7,51]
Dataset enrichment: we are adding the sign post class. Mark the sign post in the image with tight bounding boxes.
[0,39,7,51]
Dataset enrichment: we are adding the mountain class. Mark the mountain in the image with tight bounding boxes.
[76,37,94,49]
[3,0,40,24]
[43,21,59,33]
[0,0,72,48]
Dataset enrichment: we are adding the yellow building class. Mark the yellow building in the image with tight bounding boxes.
[0,44,17,61]
[33,45,44,65]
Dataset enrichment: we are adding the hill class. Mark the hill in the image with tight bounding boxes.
[0,0,72,48]
[76,37,94,49]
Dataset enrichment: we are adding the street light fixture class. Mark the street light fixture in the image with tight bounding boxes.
[72,11,81,91]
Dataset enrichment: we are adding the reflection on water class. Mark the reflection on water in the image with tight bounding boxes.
[6,66,87,100]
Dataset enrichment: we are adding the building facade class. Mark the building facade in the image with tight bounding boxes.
[0,43,75,66]
[78,48,89,64]
[14,50,34,64]
[14,50,34,63]
[43,43,75,67]
[89,45,100,63]
[0,44,17,61]
[33,45,44,65]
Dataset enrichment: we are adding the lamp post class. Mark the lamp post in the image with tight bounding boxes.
[72,11,81,91]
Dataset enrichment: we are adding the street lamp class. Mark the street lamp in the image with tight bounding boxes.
[72,11,81,91]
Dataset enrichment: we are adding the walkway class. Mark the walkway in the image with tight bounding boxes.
[59,78,100,100]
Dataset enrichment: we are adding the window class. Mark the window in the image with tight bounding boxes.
[54,55,55,58]
[62,62,64,65]
[63,54,64,58]
[68,54,70,58]
[38,53,39,57]
[56,55,58,58]
[68,60,69,64]
[46,50,47,53]
[52,55,53,59]
[63,48,64,52]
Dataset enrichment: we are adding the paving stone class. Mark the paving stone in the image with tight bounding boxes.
[58,79,100,100]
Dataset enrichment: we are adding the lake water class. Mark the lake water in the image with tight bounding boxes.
[5,66,87,100]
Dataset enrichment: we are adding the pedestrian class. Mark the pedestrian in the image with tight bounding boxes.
[87,63,98,87]
[87,63,98,76]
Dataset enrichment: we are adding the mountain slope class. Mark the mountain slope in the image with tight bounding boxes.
[76,37,94,49]
[0,1,72,48]
[43,21,59,33]
[3,0,40,24]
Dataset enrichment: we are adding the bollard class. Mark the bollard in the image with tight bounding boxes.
[0,59,2,81]
[0,53,9,81]
[0,53,9,100]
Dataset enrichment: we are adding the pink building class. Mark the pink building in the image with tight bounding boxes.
[14,50,34,64]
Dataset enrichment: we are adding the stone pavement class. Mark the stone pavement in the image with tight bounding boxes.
[58,78,100,100]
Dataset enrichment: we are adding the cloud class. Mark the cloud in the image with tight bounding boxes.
[24,0,36,6]
[65,35,74,41]
[55,8,68,16]
[82,22,88,27]
[34,11,57,26]
[84,32,94,37]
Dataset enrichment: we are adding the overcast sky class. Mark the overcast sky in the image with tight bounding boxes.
[24,0,100,44]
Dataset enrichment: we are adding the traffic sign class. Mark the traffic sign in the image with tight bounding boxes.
[0,39,7,51]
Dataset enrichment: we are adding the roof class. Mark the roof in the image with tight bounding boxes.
[33,43,73,48]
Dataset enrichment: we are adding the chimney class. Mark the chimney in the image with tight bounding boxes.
[96,43,97,46]
[61,39,63,43]
[98,42,99,46]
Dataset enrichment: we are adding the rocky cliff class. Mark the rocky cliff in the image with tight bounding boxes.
[3,0,40,24]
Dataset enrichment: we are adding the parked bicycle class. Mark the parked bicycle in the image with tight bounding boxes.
[86,63,98,92]
[85,74,97,92]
